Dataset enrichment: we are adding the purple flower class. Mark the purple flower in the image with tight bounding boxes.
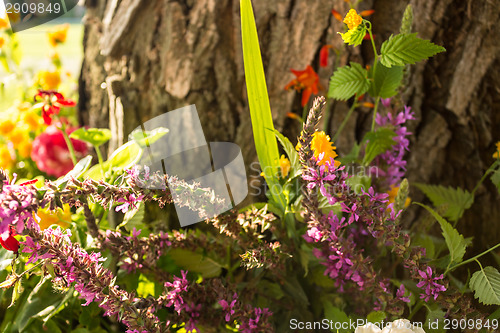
[219,293,238,322]
[302,165,336,197]
[115,193,144,213]
[416,266,446,301]
[163,270,189,314]
[396,284,411,303]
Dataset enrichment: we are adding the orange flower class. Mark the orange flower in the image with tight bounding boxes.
[362,102,374,108]
[37,70,61,90]
[47,24,69,47]
[331,9,343,22]
[0,146,14,171]
[36,204,72,230]
[310,131,341,169]
[320,45,333,67]
[493,142,500,159]
[343,9,363,30]
[286,112,302,122]
[360,10,375,17]
[387,185,411,208]
[0,17,9,29]
[284,65,320,107]
[0,36,4,48]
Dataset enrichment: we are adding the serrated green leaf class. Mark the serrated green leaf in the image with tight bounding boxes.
[416,203,467,266]
[491,168,500,195]
[329,62,370,101]
[338,24,367,46]
[369,62,404,98]
[470,266,500,305]
[241,0,285,212]
[274,130,301,179]
[70,128,112,147]
[380,33,446,68]
[362,128,397,165]
[414,183,474,222]
[367,311,386,324]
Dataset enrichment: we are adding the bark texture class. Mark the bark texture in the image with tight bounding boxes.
[79,0,500,252]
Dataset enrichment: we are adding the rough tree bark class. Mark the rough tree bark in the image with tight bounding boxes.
[79,0,500,255]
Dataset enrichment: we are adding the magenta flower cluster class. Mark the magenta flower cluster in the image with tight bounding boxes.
[372,101,415,187]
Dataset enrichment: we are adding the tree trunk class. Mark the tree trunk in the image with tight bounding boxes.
[79,0,500,253]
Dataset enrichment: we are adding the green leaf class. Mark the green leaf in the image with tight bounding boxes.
[362,128,397,165]
[274,130,301,179]
[137,274,156,298]
[470,266,500,305]
[367,311,386,324]
[425,308,446,333]
[55,155,93,187]
[347,175,371,194]
[380,33,446,68]
[84,141,142,180]
[338,24,367,46]
[338,142,361,165]
[416,203,468,266]
[168,248,221,278]
[491,168,500,195]
[368,62,404,98]
[241,0,285,211]
[70,128,112,147]
[329,62,370,101]
[323,301,350,333]
[414,184,474,222]
[129,127,169,148]
[116,202,145,231]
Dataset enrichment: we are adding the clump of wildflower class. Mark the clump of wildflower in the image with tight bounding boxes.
[284,65,320,107]
[0,172,39,238]
[278,154,290,178]
[493,141,500,159]
[416,266,447,301]
[47,24,69,47]
[338,9,367,46]
[343,9,363,29]
[372,104,415,187]
[34,90,76,125]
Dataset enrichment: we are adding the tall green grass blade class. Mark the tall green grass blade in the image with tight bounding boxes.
[240,0,285,210]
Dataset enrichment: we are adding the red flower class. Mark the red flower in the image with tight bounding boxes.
[319,45,333,67]
[34,90,76,125]
[0,227,19,253]
[31,125,88,177]
[284,65,320,107]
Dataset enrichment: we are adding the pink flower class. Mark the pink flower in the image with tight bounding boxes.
[31,125,88,177]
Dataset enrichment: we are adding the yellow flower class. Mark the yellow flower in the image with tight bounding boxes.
[17,140,32,159]
[493,142,500,159]
[36,204,72,230]
[343,9,363,30]
[7,127,27,146]
[22,110,43,131]
[0,17,9,29]
[0,36,4,48]
[310,131,341,168]
[387,186,411,208]
[37,70,61,90]
[0,145,14,170]
[47,24,69,47]
[0,118,15,135]
[278,155,291,178]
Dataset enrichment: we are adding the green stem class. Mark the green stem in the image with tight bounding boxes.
[471,160,500,196]
[332,97,357,142]
[408,300,424,320]
[94,145,106,175]
[370,96,381,132]
[446,242,500,274]
[302,103,309,122]
[366,21,379,72]
[57,117,77,166]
